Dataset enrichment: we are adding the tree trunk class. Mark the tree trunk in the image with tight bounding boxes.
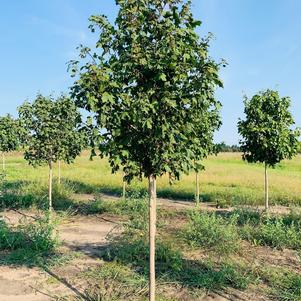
[2,152,5,172]
[264,163,269,210]
[49,160,53,211]
[195,171,200,206]
[122,172,126,199]
[148,175,157,301]
[58,160,61,185]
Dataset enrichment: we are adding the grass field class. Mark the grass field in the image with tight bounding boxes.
[1,151,301,300]
[3,151,301,207]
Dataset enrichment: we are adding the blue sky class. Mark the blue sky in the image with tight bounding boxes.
[0,0,300,144]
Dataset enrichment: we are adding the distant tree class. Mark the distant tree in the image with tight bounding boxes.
[238,90,300,210]
[18,94,85,210]
[69,0,223,299]
[0,115,21,171]
[215,142,241,153]
[191,106,221,206]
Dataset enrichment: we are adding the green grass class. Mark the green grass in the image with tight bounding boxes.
[103,235,251,292]
[1,151,301,207]
[100,204,252,296]
[181,209,301,251]
[231,208,301,249]
[182,211,240,255]
[261,267,301,301]
[0,214,60,266]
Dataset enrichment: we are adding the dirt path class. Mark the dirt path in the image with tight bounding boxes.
[0,211,119,301]
[96,191,296,215]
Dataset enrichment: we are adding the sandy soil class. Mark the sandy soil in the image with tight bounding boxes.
[0,211,119,301]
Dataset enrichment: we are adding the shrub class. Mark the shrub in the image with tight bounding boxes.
[182,211,240,255]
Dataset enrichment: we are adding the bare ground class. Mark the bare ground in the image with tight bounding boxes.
[0,193,298,300]
[0,211,120,301]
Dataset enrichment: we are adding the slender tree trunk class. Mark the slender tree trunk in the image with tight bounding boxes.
[2,152,4,172]
[148,175,157,301]
[49,160,53,211]
[264,163,269,210]
[122,172,126,199]
[195,171,200,206]
[58,160,61,185]
[168,173,172,186]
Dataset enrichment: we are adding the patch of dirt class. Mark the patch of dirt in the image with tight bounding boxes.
[72,193,95,202]
[0,266,62,301]
[241,242,301,273]
[60,214,121,256]
[0,211,119,300]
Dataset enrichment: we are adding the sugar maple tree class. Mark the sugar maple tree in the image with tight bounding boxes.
[0,114,22,171]
[238,89,300,210]
[18,94,85,210]
[70,0,223,299]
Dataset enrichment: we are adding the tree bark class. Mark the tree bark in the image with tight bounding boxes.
[2,152,5,172]
[122,172,126,199]
[58,160,61,185]
[148,175,157,301]
[49,160,53,211]
[195,171,200,206]
[264,163,269,210]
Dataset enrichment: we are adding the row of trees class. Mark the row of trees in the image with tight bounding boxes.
[215,142,241,152]
[0,1,300,300]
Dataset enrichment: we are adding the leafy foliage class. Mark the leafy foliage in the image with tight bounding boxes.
[215,141,241,152]
[238,89,300,167]
[70,0,224,181]
[18,94,85,167]
[0,114,22,153]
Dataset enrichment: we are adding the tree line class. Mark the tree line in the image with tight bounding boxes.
[0,1,300,300]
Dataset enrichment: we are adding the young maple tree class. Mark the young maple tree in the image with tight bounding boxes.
[18,94,85,210]
[0,114,22,171]
[238,89,300,210]
[70,0,223,299]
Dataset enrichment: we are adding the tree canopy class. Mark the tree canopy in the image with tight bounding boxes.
[0,114,21,153]
[238,89,300,167]
[18,94,85,167]
[70,0,224,181]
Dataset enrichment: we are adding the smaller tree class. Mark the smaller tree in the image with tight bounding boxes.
[238,89,300,210]
[18,94,85,210]
[191,108,221,206]
[0,115,22,171]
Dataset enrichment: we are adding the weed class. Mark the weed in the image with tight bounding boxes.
[182,211,240,255]
[261,267,301,301]
[239,213,301,250]
[0,214,60,265]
